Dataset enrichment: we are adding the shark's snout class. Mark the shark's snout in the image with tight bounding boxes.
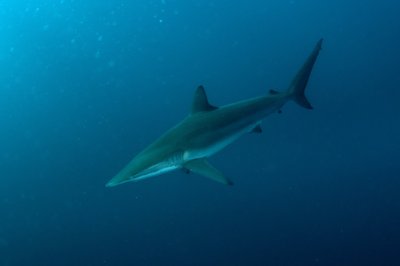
[105,176,125,187]
[106,172,134,187]
[105,179,119,187]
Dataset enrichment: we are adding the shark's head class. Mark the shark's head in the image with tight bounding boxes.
[106,148,184,187]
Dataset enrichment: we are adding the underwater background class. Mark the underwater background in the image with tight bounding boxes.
[1,0,399,265]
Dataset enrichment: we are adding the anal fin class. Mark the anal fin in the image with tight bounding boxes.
[184,159,233,185]
[251,124,262,133]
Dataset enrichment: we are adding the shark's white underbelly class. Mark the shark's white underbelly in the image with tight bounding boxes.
[183,121,259,161]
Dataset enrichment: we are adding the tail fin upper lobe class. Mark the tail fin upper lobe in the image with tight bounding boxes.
[289,38,323,109]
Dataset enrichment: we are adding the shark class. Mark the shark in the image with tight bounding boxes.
[106,39,323,187]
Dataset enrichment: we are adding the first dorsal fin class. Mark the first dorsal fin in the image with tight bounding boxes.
[191,85,218,114]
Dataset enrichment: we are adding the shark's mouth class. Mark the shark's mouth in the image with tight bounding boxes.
[131,164,179,182]
[130,151,185,182]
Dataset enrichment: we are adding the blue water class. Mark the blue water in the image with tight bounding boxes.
[1,1,399,265]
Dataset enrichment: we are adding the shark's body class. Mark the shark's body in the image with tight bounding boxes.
[107,39,323,187]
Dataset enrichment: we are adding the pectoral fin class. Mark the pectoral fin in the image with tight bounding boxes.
[184,159,233,185]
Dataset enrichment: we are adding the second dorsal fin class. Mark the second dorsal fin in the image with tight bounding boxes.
[269,89,280,95]
[191,85,218,114]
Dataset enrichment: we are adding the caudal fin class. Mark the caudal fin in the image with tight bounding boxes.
[288,38,323,109]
